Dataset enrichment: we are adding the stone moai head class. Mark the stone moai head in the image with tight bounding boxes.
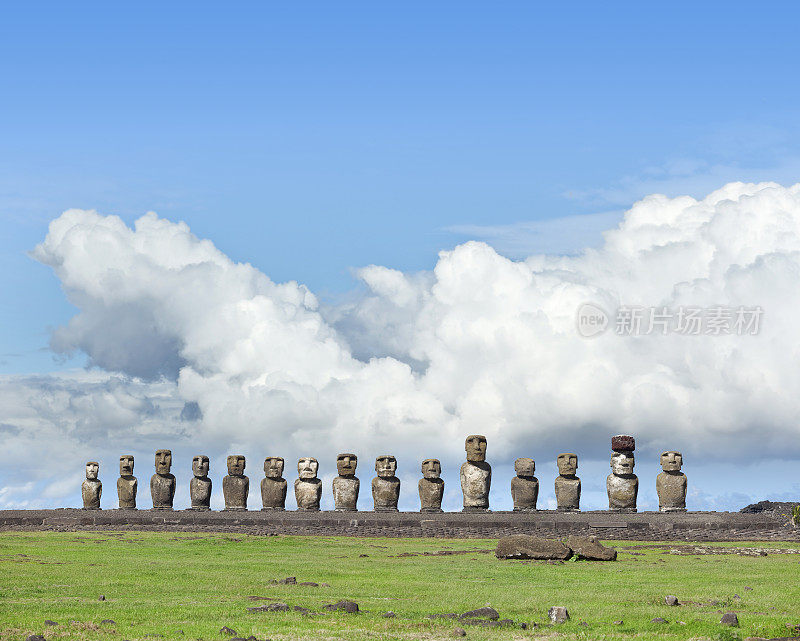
[119,455,134,477]
[192,455,210,478]
[85,461,99,480]
[375,455,397,478]
[155,449,172,475]
[611,451,635,476]
[336,453,357,477]
[298,457,319,479]
[557,453,578,476]
[660,450,683,472]
[227,455,246,476]
[514,457,535,478]
[264,456,284,479]
[465,434,487,463]
[421,458,441,479]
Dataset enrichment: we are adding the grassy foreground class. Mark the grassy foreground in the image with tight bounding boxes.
[1,532,799,641]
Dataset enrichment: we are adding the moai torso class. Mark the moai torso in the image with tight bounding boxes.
[150,449,175,510]
[555,453,581,511]
[294,478,322,510]
[223,455,249,510]
[419,458,444,513]
[333,453,359,511]
[261,457,287,510]
[190,455,212,510]
[117,455,137,509]
[461,435,491,511]
[656,451,687,512]
[511,457,538,511]
[82,480,102,509]
[295,457,322,511]
[82,461,101,509]
[607,436,638,512]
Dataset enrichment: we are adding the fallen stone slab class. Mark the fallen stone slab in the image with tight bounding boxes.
[496,535,571,560]
[565,535,617,561]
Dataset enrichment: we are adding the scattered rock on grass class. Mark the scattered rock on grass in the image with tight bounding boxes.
[548,607,569,623]
[613,620,623,625]
[100,619,116,625]
[269,577,296,585]
[220,626,237,636]
[324,600,359,613]
[460,607,499,621]
[298,582,318,587]
[496,536,571,560]
[452,627,466,637]
[665,595,679,606]
[720,612,739,627]
[247,603,289,613]
[382,611,396,618]
[26,636,46,641]
[44,621,57,626]
[651,617,668,624]
[98,595,105,601]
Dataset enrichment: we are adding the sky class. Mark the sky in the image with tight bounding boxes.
[1,2,800,511]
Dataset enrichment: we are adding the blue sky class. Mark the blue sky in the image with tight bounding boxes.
[2,3,800,512]
[4,1,800,374]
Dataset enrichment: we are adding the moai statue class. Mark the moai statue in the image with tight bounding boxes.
[150,449,176,510]
[372,455,400,512]
[295,457,322,511]
[332,453,359,512]
[82,461,102,509]
[554,452,581,511]
[261,456,287,510]
[607,435,638,512]
[223,455,249,511]
[418,458,444,513]
[656,451,687,512]
[190,455,212,510]
[461,434,491,512]
[511,457,538,511]
[117,454,138,510]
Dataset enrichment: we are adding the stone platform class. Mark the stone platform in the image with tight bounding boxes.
[0,509,797,541]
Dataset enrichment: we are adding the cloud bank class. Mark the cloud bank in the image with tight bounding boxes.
[3,181,800,509]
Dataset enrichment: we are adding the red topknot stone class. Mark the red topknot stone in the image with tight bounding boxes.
[611,435,635,452]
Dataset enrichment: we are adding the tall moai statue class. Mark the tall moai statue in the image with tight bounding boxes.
[418,458,444,513]
[117,454,138,510]
[295,457,322,511]
[372,455,400,512]
[190,455,212,510]
[332,453,359,512]
[554,453,581,511]
[607,435,638,512]
[261,456,287,510]
[82,461,102,509]
[223,455,249,511]
[656,450,687,512]
[461,434,491,512]
[150,449,176,510]
[511,457,538,511]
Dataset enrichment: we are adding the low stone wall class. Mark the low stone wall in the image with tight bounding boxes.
[0,509,797,541]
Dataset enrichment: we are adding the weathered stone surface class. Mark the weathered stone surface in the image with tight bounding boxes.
[511,457,538,511]
[548,606,569,623]
[720,612,740,627]
[651,617,668,624]
[295,457,321,511]
[372,455,400,511]
[419,459,444,513]
[324,600,359,613]
[333,453,359,512]
[607,446,637,511]
[82,461,102,510]
[461,435,491,511]
[460,606,499,620]
[657,451,687,512]
[555,453,581,511]
[150,449,176,510]
[665,595,679,606]
[117,455,137,510]
[261,457,287,511]
[189,455,211,510]
[495,535,572,560]
[223,455,249,511]
[565,535,617,561]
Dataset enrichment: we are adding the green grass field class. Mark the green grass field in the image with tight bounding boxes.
[1,532,799,641]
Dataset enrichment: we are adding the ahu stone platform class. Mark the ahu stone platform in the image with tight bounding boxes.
[0,509,797,541]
